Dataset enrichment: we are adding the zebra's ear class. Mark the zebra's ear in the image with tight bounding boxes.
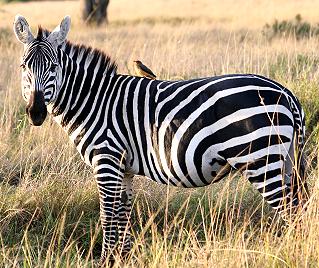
[47,16,71,47]
[13,15,34,44]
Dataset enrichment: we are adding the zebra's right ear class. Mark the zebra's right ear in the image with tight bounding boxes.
[13,15,34,44]
[47,16,71,47]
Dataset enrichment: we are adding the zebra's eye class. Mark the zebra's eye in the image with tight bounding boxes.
[20,63,26,70]
[49,64,58,72]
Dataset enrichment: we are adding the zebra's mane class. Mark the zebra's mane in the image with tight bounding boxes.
[36,27,118,76]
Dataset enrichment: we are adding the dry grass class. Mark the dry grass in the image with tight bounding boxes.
[2,0,319,29]
[0,0,319,267]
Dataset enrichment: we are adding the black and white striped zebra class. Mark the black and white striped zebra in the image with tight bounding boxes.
[13,15,308,264]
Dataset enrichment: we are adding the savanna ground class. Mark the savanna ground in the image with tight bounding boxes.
[0,0,319,267]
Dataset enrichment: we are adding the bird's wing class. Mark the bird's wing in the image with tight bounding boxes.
[140,64,156,78]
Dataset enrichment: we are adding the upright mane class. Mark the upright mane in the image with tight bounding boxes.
[37,26,118,76]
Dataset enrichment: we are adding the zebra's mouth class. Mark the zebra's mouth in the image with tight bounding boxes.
[26,91,47,126]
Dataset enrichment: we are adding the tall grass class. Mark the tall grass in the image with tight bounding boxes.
[0,0,319,267]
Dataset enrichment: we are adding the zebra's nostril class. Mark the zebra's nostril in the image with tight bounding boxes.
[25,91,47,126]
[28,109,47,126]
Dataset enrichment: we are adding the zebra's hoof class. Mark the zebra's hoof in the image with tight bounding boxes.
[120,250,130,262]
[97,257,115,268]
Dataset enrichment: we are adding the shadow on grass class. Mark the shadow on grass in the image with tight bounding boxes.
[0,172,305,266]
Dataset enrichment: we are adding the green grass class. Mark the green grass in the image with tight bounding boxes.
[263,14,319,40]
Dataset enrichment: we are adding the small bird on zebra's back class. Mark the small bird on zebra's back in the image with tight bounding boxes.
[133,60,156,80]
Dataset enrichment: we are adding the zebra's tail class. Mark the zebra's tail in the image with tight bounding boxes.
[289,95,309,207]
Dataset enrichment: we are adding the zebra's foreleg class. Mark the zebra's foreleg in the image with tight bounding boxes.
[93,154,126,265]
[117,174,133,259]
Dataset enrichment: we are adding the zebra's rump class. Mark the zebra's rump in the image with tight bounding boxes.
[142,74,298,187]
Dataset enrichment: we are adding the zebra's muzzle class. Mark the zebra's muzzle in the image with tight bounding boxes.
[26,91,47,126]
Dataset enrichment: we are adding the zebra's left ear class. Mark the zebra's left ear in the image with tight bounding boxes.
[47,16,71,47]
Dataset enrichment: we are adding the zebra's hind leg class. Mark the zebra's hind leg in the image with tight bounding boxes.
[242,142,305,222]
[242,150,305,220]
[282,137,309,217]
[117,174,133,260]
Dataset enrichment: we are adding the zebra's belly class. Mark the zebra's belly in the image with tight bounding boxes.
[141,151,231,188]
[178,155,230,187]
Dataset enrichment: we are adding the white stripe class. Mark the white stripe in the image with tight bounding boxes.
[94,164,123,174]
[261,185,287,198]
[252,174,283,189]
[92,153,125,168]
[267,192,292,204]
[227,143,290,167]
[243,160,284,177]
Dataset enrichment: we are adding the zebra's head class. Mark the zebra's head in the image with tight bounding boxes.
[13,15,71,126]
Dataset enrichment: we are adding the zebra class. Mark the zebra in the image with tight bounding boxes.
[13,15,308,264]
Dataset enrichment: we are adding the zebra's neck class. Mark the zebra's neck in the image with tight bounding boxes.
[48,42,118,132]
[46,39,166,169]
